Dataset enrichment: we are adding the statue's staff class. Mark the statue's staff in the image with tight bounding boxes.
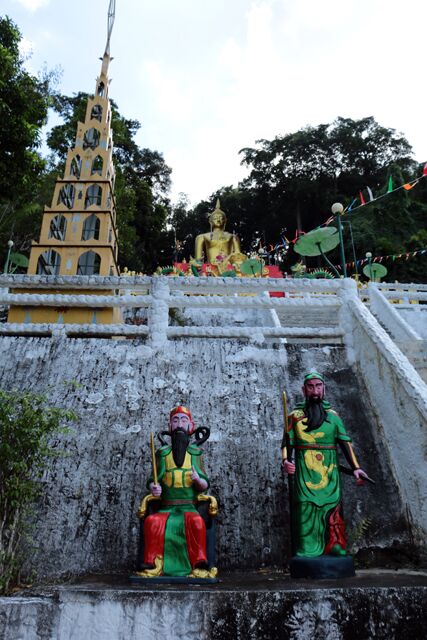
[281,391,296,556]
[137,432,159,519]
[150,432,158,488]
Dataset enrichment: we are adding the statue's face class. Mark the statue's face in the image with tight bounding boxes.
[210,211,225,227]
[303,378,325,400]
[169,412,192,433]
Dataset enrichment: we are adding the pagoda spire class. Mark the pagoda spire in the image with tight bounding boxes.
[100,0,116,77]
[9,0,121,326]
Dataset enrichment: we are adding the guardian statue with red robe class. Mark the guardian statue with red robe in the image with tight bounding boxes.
[135,406,218,580]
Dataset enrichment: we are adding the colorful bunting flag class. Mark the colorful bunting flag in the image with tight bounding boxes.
[347,198,358,212]
[403,183,415,190]
[367,186,374,201]
[423,162,427,176]
[359,191,366,205]
[331,247,427,271]
[387,176,393,193]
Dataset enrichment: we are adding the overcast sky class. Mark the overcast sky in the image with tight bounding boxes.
[3,0,427,204]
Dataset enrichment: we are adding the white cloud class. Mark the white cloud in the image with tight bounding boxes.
[15,0,50,11]
[18,36,34,57]
[142,60,195,124]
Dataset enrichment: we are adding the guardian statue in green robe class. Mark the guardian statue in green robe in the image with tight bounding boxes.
[282,373,368,560]
[136,406,217,579]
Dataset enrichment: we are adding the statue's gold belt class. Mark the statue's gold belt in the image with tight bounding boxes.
[294,444,336,450]
[161,499,196,506]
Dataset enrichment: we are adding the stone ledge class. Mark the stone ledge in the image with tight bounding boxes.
[2,570,426,640]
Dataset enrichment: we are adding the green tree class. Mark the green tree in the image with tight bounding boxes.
[239,117,415,241]
[343,161,427,282]
[0,16,54,267]
[0,389,76,595]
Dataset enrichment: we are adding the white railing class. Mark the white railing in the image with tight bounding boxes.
[367,282,427,344]
[370,282,427,306]
[368,284,423,342]
[341,290,427,541]
[0,274,348,343]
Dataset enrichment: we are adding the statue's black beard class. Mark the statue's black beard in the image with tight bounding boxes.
[304,397,327,431]
[171,428,190,467]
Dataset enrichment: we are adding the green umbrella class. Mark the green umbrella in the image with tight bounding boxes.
[294,227,340,256]
[9,252,29,268]
[294,227,341,277]
[363,263,387,282]
[240,258,263,276]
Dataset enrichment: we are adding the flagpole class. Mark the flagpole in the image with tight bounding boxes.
[331,203,347,277]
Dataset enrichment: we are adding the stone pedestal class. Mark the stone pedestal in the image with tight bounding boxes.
[2,571,426,640]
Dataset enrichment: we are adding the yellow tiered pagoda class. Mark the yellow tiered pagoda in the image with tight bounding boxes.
[8,4,121,325]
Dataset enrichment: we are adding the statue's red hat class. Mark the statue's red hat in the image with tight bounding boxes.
[169,405,195,433]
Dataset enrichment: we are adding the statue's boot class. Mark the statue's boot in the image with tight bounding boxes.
[135,555,163,577]
[328,543,348,556]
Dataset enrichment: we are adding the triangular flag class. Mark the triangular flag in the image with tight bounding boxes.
[359,191,366,205]
[347,198,357,212]
[387,176,393,192]
[367,186,374,201]
[403,183,415,190]
[423,162,427,176]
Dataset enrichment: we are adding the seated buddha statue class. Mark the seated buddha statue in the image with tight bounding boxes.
[194,200,241,264]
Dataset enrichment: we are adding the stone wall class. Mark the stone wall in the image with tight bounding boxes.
[0,336,415,579]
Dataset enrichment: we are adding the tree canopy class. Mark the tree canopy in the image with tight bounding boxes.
[171,117,426,282]
[0,15,53,265]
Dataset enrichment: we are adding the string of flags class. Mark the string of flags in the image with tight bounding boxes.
[332,247,427,272]
[292,162,427,236]
[326,162,427,224]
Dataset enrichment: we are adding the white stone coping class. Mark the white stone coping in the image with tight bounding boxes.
[0,274,347,294]
[0,292,342,309]
[372,282,427,291]
[0,322,343,339]
[381,291,427,301]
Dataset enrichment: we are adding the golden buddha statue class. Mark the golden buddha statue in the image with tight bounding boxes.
[194,200,241,264]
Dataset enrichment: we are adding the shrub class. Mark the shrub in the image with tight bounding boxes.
[0,389,76,595]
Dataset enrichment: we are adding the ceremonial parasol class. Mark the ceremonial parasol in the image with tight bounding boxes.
[294,227,341,277]
[363,263,388,282]
[240,258,263,276]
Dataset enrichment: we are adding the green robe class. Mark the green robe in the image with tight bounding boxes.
[149,443,209,576]
[287,402,352,557]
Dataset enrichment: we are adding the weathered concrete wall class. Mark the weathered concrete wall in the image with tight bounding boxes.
[0,336,415,579]
[1,575,426,640]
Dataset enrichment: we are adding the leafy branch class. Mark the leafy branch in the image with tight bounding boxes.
[0,389,77,595]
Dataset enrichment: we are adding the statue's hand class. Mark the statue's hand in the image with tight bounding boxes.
[282,459,296,475]
[353,468,368,486]
[149,482,162,497]
[191,466,208,491]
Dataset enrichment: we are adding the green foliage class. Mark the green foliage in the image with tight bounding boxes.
[239,116,415,238]
[347,516,372,553]
[172,118,426,282]
[0,15,58,268]
[0,389,76,595]
[0,16,50,201]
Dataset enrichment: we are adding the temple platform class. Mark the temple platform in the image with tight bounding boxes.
[1,569,426,639]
